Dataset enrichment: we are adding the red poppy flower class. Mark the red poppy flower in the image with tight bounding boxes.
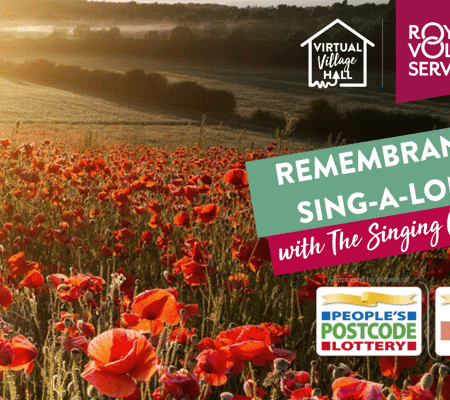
[0,335,37,374]
[290,387,313,400]
[19,270,44,288]
[102,246,113,257]
[402,382,434,400]
[160,370,200,400]
[379,356,417,379]
[81,328,157,399]
[126,289,181,335]
[1,138,11,148]
[214,325,276,374]
[224,274,253,299]
[54,312,95,338]
[7,252,40,278]
[232,237,271,272]
[0,284,14,311]
[259,322,291,344]
[193,203,219,224]
[296,273,327,305]
[281,371,310,396]
[223,169,248,188]
[332,377,384,400]
[61,336,89,354]
[194,349,230,386]
[148,201,162,214]
[169,328,196,344]
[174,212,190,227]
[139,231,153,247]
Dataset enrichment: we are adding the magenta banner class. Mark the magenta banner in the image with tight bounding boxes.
[396,0,450,103]
[269,206,450,275]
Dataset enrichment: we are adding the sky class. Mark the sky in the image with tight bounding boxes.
[88,0,389,8]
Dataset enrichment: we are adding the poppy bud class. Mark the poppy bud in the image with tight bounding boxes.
[420,374,433,390]
[220,393,234,400]
[63,318,74,328]
[190,334,198,344]
[312,389,322,397]
[381,388,392,397]
[76,320,84,332]
[180,309,186,317]
[163,271,169,279]
[440,365,449,377]
[57,284,70,291]
[430,363,441,375]
[87,384,100,398]
[338,363,351,374]
[274,358,290,373]
[228,323,236,329]
[311,360,317,368]
[387,395,397,400]
[67,382,75,393]
[403,379,412,390]
[243,380,254,397]
[332,367,345,380]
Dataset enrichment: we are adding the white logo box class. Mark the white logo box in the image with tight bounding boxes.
[435,287,450,356]
[316,287,422,356]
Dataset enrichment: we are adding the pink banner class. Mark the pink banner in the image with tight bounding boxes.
[396,0,450,103]
[269,206,450,275]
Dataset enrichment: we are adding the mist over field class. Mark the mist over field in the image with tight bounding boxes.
[86,0,390,6]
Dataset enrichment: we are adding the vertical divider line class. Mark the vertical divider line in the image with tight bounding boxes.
[382,18,384,88]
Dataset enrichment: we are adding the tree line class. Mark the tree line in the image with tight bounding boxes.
[0,59,237,114]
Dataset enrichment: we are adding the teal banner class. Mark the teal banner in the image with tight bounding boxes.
[246,128,450,237]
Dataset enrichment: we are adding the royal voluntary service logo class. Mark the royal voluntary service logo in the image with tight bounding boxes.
[397,0,450,102]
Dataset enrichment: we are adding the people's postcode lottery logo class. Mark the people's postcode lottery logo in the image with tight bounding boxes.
[317,287,422,356]
[301,19,375,89]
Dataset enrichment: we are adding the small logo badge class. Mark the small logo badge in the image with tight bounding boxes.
[317,287,421,356]
[301,19,375,88]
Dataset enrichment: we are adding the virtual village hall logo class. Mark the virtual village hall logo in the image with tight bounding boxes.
[317,287,422,356]
[301,19,375,88]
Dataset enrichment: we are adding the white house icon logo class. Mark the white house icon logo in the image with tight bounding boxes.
[301,19,375,88]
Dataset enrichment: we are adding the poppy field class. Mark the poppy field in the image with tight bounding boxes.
[0,131,448,400]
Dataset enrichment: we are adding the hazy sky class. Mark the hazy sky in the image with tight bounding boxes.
[88,0,389,8]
